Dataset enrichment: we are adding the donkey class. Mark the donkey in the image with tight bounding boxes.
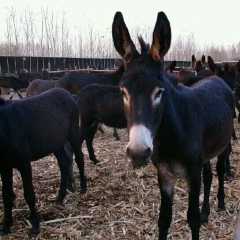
[207,56,236,90]
[169,56,235,176]
[112,11,234,240]
[26,79,56,97]
[235,61,240,121]
[74,84,127,164]
[57,65,124,93]
[0,88,87,236]
[57,66,125,141]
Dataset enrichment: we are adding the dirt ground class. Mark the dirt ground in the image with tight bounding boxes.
[0,124,240,240]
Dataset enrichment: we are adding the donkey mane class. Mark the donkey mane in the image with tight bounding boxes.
[115,61,125,75]
[138,35,150,55]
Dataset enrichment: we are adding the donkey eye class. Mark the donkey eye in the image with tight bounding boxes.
[154,89,162,99]
[120,88,130,103]
[121,89,126,97]
[153,88,165,99]
[152,87,165,106]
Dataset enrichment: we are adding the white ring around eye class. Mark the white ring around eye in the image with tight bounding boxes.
[152,87,165,107]
[121,88,130,109]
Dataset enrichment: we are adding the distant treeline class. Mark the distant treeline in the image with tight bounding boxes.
[0,8,240,61]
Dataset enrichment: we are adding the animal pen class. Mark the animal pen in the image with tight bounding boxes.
[0,56,239,240]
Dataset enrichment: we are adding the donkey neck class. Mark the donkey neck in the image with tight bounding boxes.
[159,77,195,146]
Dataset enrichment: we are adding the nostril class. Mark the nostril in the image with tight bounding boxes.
[144,147,151,158]
[126,146,151,160]
[126,147,131,158]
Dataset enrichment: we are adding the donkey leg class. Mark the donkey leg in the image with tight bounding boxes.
[224,143,233,180]
[236,100,240,122]
[200,162,212,224]
[63,142,76,192]
[54,148,72,203]
[69,129,87,194]
[0,168,14,235]
[19,163,40,235]
[85,125,99,164]
[98,124,105,134]
[113,128,120,141]
[217,148,227,210]
[232,127,237,140]
[187,166,201,240]
[156,165,175,240]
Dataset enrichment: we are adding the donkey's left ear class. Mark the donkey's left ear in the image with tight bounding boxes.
[236,60,240,72]
[150,12,171,62]
[112,12,139,65]
[207,56,216,72]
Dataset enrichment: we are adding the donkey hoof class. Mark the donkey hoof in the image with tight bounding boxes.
[30,226,40,236]
[80,183,87,194]
[200,213,209,225]
[80,185,87,194]
[92,159,100,165]
[0,224,11,236]
[114,136,120,141]
[67,183,76,193]
[217,205,225,211]
[225,171,234,181]
[80,188,87,194]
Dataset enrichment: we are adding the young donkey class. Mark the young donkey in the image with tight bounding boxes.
[76,84,127,164]
[0,89,87,236]
[112,12,234,240]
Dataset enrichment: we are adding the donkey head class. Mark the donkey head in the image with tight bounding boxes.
[112,12,171,168]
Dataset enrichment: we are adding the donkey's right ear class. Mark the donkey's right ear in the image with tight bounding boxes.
[191,54,196,68]
[150,12,171,62]
[207,56,216,72]
[112,12,139,65]
[192,54,196,63]
[236,60,240,72]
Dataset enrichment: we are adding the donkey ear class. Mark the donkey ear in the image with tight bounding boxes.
[150,12,171,62]
[169,60,176,72]
[112,12,139,64]
[201,55,206,64]
[224,63,230,72]
[207,56,216,72]
[195,60,202,73]
[191,54,196,68]
[236,60,240,72]
[192,54,196,63]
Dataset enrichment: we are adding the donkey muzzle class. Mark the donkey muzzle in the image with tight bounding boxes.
[127,146,151,168]
[126,124,153,168]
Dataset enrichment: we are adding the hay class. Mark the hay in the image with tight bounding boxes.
[0,123,240,239]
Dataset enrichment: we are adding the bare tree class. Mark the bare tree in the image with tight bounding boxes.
[0,7,239,62]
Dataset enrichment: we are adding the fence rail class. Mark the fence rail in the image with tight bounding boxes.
[0,56,192,74]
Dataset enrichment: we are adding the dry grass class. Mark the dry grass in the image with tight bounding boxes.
[0,124,240,240]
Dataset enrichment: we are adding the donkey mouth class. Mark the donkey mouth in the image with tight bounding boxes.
[129,156,151,169]
[126,145,152,169]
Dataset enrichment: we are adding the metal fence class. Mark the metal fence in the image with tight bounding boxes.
[0,56,192,74]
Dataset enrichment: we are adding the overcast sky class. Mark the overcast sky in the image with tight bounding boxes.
[0,0,239,48]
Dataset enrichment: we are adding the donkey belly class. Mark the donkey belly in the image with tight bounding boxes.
[100,118,127,128]
[97,112,127,129]
[27,115,71,158]
[202,119,233,161]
